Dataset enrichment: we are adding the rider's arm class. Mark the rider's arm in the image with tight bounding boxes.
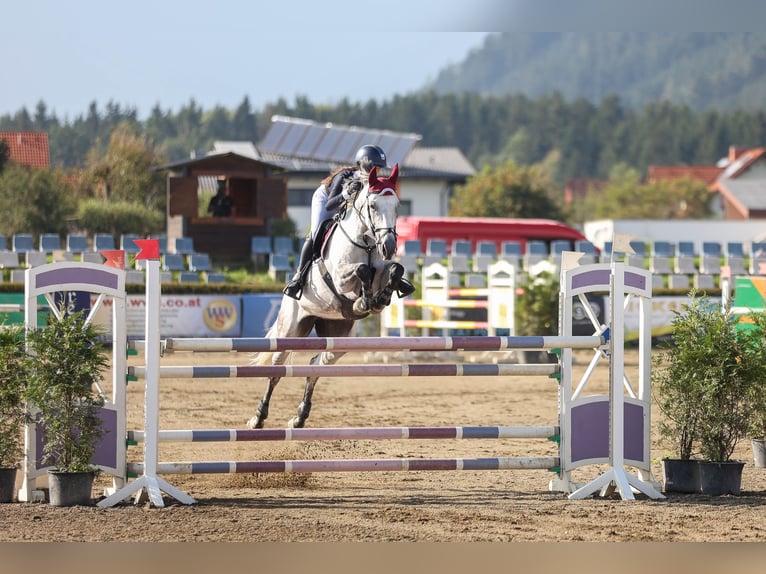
[325,170,355,213]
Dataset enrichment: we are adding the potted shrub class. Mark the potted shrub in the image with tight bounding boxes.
[743,312,766,468]
[653,292,766,495]
[24,305,109,506]
[0,323,28,503]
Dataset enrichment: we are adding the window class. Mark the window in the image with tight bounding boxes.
[398,199,412,217]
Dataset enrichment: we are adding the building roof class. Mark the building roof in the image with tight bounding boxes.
[0,131,50,168]
[402,147,475,178]
[251,116,475,180]
[259,115,422,168]
[719,147,766,179]
[647,165,723,186]
[717,179,766,213]
[155,151,285,173]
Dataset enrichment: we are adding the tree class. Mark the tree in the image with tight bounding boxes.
[449,159,563,219]
[581,165,712,219]
[0,165,76,236]
[78,121,167,210]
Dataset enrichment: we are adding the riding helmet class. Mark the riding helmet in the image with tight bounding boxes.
[354,144,389,173]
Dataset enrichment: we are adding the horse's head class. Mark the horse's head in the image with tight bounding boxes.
[356,164,400,260]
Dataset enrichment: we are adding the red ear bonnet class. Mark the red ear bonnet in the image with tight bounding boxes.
[368,163,399,196]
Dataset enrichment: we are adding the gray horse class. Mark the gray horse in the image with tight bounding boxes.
[247,164,409,429]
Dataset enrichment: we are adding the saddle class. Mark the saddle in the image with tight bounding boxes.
[314,218,338,261]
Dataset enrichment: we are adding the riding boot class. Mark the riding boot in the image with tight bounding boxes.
[397,276,416,297]
[283,237,314,300]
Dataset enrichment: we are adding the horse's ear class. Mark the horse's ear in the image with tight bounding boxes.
[389,163,399,184]
[368,166,379,184]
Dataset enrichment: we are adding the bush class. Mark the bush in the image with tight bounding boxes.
[653,292,766,462]
[76,199,164,237]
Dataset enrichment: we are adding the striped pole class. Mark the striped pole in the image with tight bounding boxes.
[127,362,560,380]
[128,456,560,475]
[127,425,560,443]
[130,334,604,353]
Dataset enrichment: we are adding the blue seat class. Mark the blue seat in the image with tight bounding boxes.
[251,235,272,255]
[39,233,61,252]
[475,240,497,258]
[550,240,572,257]
[188,253,211,272]
[702,242,722,257]
[725,242,745,258]
[66,234,88,253]
[93,233,115,251]
[450,240,472,257]
[652,241,675,257]
[162,253,185,272]
[677,241,696,257]
[173,237,195,255]
[273,236,295,256]
[120,234,141,254]
[402,239,423,256]
[575,240,598,255]
[12,234,34,253]
[500,241,522,258]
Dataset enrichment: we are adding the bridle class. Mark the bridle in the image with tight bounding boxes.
[336,182,398,259]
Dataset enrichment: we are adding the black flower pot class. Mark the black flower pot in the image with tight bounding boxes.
[47,470,95,507]
[662,458,700,494]
[0,467,17,503]
[697,461,745,496]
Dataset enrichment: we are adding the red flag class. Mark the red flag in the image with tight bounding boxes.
[101,249,125,268]
[134,239,160,261]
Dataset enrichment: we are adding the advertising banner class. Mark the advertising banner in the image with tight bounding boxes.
[90,294,242,338]
[241,294,283,337]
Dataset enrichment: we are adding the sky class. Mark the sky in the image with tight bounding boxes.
[3,1,494,120]
[5,1,763,121]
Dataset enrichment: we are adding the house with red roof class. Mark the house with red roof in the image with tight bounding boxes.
[0,131,50,168]
[711,147,766,219]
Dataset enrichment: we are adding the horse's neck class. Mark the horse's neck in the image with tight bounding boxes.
[343,192,371,238]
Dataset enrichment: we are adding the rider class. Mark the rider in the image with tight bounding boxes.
[283,144,415,300]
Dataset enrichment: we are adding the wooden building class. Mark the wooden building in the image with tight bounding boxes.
[158,151,287,261]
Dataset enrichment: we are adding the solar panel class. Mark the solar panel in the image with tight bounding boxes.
[279,123,308,155]
[314,128,344,161]
[293,124,326,157]
[260,116,421,166]
[334,129,365,161]
[259,118,292,151]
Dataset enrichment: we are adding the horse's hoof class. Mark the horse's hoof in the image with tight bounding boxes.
[287,416,305,429]
[353,298,369,316]
[246,416,263,429]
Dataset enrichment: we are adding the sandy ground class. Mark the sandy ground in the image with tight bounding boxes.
[2,347,766,543]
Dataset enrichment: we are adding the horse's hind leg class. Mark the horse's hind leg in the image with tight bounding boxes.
[288,319,354,428]
[248,374,281,429]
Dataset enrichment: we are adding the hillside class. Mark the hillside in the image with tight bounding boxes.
[427,32,766,112]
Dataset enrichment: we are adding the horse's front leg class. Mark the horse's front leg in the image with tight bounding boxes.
[371,262,404,313]
[288,350,345,428]
[351,264,373,316]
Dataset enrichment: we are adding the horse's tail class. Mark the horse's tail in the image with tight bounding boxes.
[249,322,279,365]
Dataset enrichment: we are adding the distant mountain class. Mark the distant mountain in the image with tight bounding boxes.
[426,32,766,112]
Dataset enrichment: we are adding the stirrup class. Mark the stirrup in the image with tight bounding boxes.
[283,279,303,300]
